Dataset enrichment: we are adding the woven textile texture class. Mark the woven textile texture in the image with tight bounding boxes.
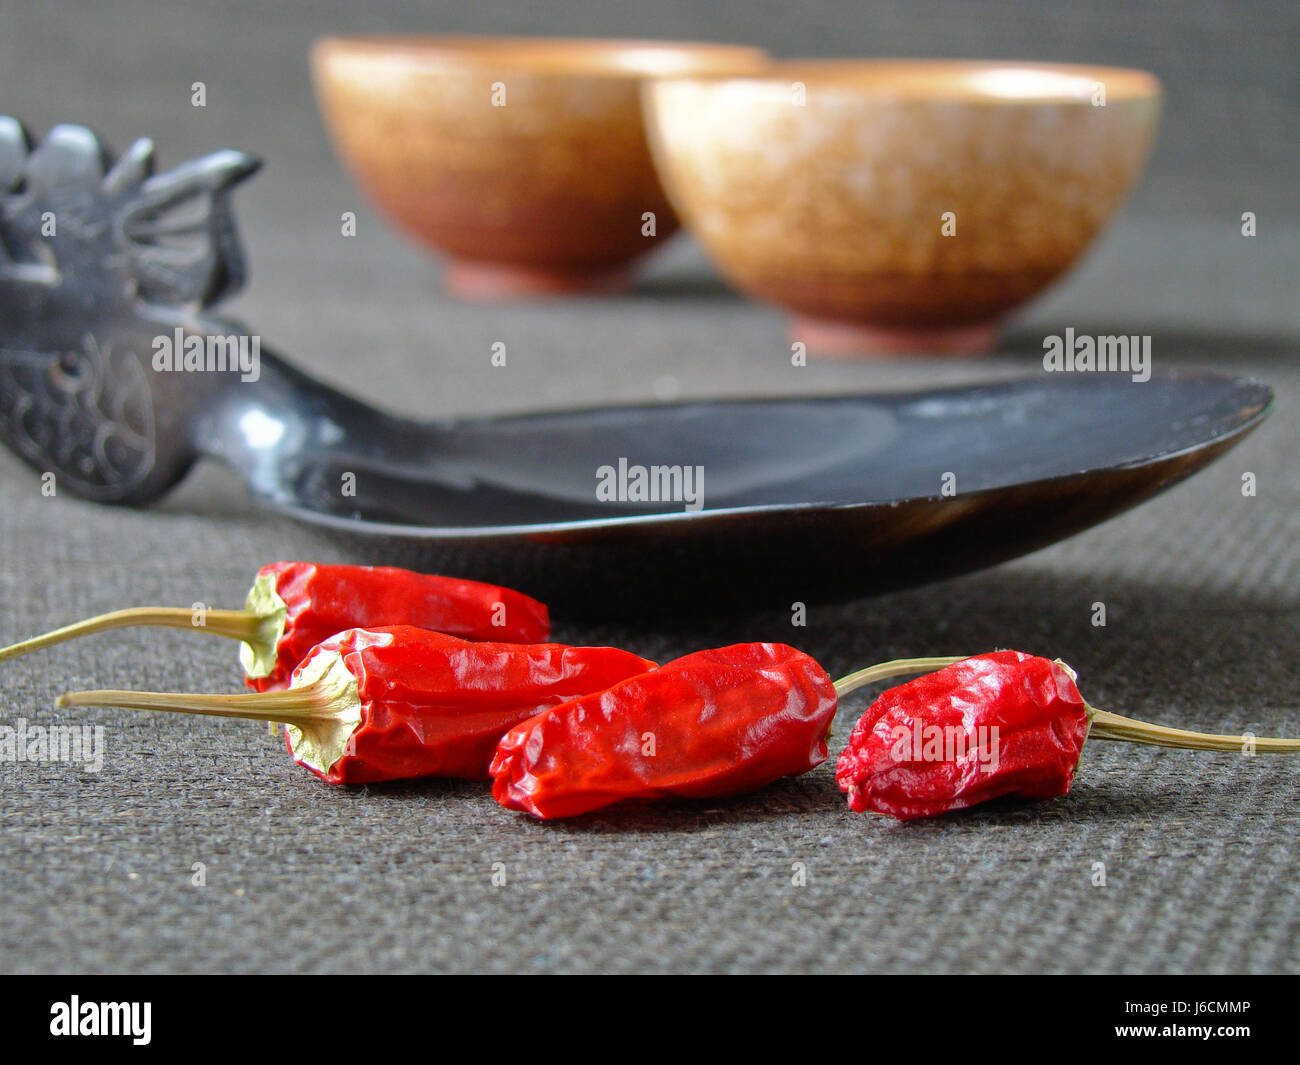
[0,0,1296,972]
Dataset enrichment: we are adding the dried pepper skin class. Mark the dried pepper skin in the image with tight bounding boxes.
[835,650,1089,821]
[250,562,550,691]
[289,625,654,785]
[490,642,838,819]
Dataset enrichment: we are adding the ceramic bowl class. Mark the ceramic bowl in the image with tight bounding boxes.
[312,35,768,297]
[644,60,1162,354]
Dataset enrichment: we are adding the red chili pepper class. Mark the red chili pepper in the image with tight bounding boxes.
[58,625,653,783]
[490,642,838,819]
[0,562,550,691]
[834,651,1300,821]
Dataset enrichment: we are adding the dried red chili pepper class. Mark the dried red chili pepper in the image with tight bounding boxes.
[835,650,1300,820]
[58,625,652,783]
[490,642,838,819]
[1,562,550,691]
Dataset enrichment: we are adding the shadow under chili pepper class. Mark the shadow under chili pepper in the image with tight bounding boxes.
[331,777,489,803]
[861,791,1190,829]
[310,776,829,831]
[391,773,837,833]
[504,777,838,834]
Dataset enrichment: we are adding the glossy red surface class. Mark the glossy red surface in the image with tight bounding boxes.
[250,562,550,691]
[291,625,653,784]
[490,642,838,819]
[835,651,1089,820]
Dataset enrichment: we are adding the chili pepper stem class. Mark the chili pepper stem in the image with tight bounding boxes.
[56,650,364,774]
[826,656,969,742]
[833,656,967,697]
[1086,705,1300,753]
[0,606,275,661]
[58,680,332,725]
[1,572,288,679]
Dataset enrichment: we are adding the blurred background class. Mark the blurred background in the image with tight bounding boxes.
[4,0,1295,217]
[1,0,1294,420]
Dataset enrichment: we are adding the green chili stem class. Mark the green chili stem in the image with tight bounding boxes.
[0,606,268,661]
[57,678,339,727]
[833,656,966,698]
[827,656,968,742]
[1087,705,1300,753]
[57,651,364,775]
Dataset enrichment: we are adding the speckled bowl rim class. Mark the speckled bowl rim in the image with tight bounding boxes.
[312,35,769,79]
[645,58,1162,103]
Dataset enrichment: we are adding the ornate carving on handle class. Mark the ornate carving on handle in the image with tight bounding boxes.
[0,116,259,308]
[0,117,260,500]
[0,332,155,494]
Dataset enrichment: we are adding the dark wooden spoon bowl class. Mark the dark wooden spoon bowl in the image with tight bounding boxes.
[0,118,1272,615]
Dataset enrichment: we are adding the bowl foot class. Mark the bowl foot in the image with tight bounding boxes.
[791,316,999,358]
[444,259,631,299]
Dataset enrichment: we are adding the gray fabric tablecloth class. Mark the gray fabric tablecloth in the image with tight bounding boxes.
[0,0,1296,973]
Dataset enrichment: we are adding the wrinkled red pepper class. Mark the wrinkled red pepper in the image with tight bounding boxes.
[490,642,838,819]
[835,650,1300,821]
[59,625,653,784]
[835,651,1087,820]
[0,561,550,691]
[239,563,550,690]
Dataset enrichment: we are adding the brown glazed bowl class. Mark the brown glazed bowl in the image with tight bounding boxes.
[644,61,1162,355]
[312,35,768,297]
